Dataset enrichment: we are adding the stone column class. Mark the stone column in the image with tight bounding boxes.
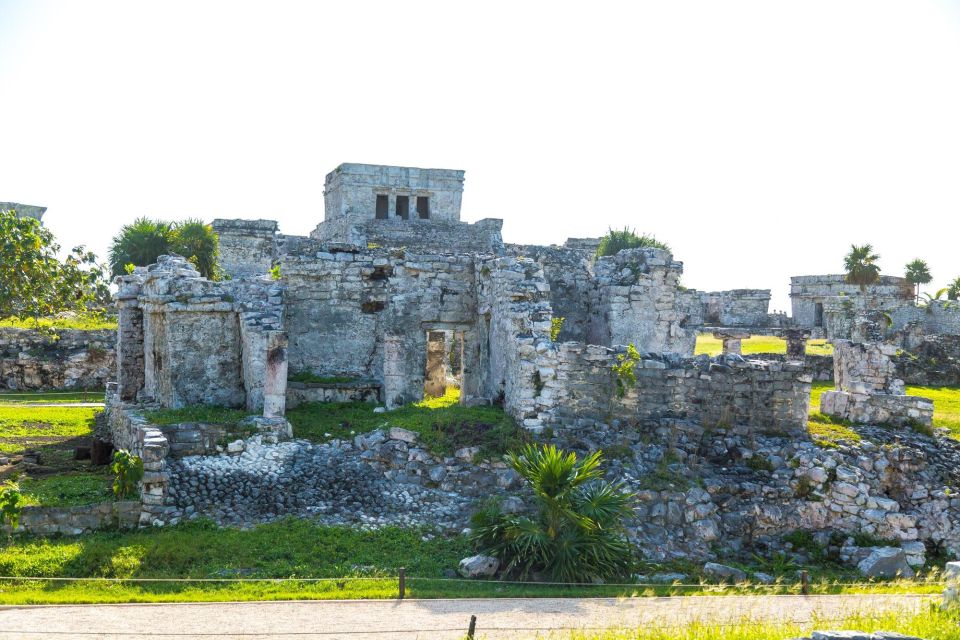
[713,330,751,356]
[114,276,145,402]
[383,335,404,409]
[782,328,811,359]
[262,331,288,418]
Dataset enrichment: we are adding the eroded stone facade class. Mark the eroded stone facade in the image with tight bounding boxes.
[0,328,115,391]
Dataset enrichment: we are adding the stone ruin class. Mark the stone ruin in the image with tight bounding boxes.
[91,162,960,574]
[821,340,934,428]
[1,201,46,222]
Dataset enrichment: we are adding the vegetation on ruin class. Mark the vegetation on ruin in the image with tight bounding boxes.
[108,217,220,279]
[905,257,933,303]
[596,227,671,257]
[695,334,834,357]
[949,276,960,301]
[612,344,642,397]
[143,405,252,427]
[843,243,881,292]
[561,609,960,640]
[287,387,526,459]
[0,210,111,329]
[470,444,635,582]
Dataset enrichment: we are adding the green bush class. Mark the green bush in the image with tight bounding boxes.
[596,227,670,257]
[108,217,220,279]
[110,450,144,500]
[469,444,635,582]
[0,482,24,532]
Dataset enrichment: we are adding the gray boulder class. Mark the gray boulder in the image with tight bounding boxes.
[702,562,747,583]
[458,555,499,579]
[945,561,960,582]
[857,547,915,579]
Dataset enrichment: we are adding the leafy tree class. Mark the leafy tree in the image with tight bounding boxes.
[108,218,220,279]
[0,481,24,539]
[843,244,881,293]
[0,210,110,325]
[469,444,635,582]
[596,227,670,257]
[904,258,933,304]
[948,277,960,301]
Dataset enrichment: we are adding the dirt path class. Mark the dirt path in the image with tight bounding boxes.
[0,594,936,639]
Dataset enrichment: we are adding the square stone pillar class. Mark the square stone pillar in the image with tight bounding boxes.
[782,328,812,359]
[262,331,288,418]
[713,330,751,356]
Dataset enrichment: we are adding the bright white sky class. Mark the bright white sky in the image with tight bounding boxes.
[2,1,959,312]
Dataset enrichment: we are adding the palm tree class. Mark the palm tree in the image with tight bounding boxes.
[948,277,960,301]
[171,219,220,279]
[108,218,172,277]
[904,258,933,304]
[469,444,635,582]
[843,244,881,293]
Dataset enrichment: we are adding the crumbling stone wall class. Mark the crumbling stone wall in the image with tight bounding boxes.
[700,289,773,327]
[0,328,115,390]
[821,340,933,427]
[310,217,504,255]
[894,334,960,386]
[790,275,914,334]
[212,219,278,278]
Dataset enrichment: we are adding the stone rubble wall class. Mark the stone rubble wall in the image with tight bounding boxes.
[310,217,504,255]
[286,380,382,408]
[551,347,812,435]
[0,328,115,391]
[790,275,914,333]
[592,248,702,354]
[6,501,139,537]
[211,219,278,278]
[742,353,835,381]
[700,289,775,327]
[894,334,960,386]
[888,301,960,336]
[821,341,934,428]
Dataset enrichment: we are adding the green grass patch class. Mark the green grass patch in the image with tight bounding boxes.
[0,390,105,405]
[287,388,527,459]
[0,316,117,331]
[288,372,358,384]
[695,334,833,357]
[0,406,99,455]
[20,471,113,507]
[908,385,960,437]
[144,406,253,427]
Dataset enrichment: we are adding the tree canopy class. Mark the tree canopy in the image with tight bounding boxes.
[0,209,110,324]
[948,277,960,301]
[596,227,670,257]
[904,258,933,303]
[108,217,220,279]
[843,244,881,292]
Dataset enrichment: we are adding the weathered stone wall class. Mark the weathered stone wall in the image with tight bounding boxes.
[286,380,382,408]
[212,219,278,278]
[5,501,139,537]
[821,340,933,428]
[323,163,464,223]
[0,328,115,390]
[310,217,504,255]
[894,334,960,386]
[1,201,45,221]
[700,289,772,327]
[744,353,835,381]
[115,256,286,413]
[790,275,914,333]
[592,248,702,354]
[550,347,812,435]
[888,301,960,336]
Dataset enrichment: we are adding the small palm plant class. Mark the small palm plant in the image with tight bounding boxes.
[948,277,960,301]
[905,258,933,304]
[843,244,881,293]
[469,444,635,582]
[596,227,670,257]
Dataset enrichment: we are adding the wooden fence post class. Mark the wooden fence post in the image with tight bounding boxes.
[398,567,406,600]
[467,615,477,639]
[800,570,809,595]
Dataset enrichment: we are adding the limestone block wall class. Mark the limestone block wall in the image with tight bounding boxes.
[790,275,914,331]
[323,163,464,223]
[310,217,504,255]
[286,380,382,408]
[592,248,702,354]
[6,501,139,537]
[551,347,812,435]
[700,289,772,327]
[212,219,278,278]
[0,328,115,391]
[888,301,960,336]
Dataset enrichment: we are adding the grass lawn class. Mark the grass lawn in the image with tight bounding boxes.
[565,609,960,640]
[0,390,105,405]
[695,334,833,357]
[287,388,527,459]
[0,404,111,507]
[0,519,946,605]
[0,316,117,331]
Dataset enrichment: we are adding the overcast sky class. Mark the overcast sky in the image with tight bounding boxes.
[2,1,959,312]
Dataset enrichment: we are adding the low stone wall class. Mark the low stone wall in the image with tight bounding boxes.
[550,345,812,435]
[311,217,505,255]
[894,334,960,387]
[286,380,382,408]
[7,501,139,536]
[821,390,934,428]
[160,416,292,457]
[0,327,115,390]
[744,353,834,381]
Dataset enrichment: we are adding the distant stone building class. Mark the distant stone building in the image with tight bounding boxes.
[1,202,46,222]
[790,275,914,336]
[699,289,784,328]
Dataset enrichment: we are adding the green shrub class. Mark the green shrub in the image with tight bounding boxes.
[0,482,24,532]
[110,450,144,500]
[469,444,635,582]
[550,317,565,342]
[596,227,670,257]
[612,344,641,397]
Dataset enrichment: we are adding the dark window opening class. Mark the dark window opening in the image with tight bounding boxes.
[814,302,824,328]
[417,196,430,219]
[375,195,389,220]
[396,195,409,219]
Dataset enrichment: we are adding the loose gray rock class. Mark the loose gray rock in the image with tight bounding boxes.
[702,562,747,583]
[857,547,915,579]
[458,555,499,579]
